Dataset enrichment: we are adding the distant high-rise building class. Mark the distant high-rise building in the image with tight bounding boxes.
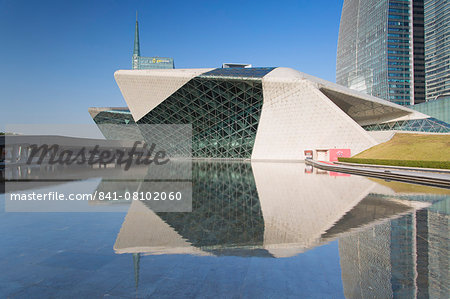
[424,0,450,101]
[337,0,426,105]
[132,15,174,70]
[413,0,426,104]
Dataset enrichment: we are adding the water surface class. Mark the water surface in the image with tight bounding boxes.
[0,161,448,298]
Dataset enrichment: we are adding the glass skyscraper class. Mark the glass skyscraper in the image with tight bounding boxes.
[132,17,174,70]
[424,0,450,101]
[337,0,426,105]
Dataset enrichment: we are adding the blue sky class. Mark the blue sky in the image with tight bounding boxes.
[0,0,344,128]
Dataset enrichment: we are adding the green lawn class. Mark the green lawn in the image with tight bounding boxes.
[354,133,450,161]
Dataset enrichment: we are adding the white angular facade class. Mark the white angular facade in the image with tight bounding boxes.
[111,67,438,160]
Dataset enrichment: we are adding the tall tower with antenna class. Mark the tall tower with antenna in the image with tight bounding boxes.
[131,12,174,70]
[132,12,140,70]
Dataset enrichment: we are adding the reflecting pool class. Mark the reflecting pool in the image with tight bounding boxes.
[0,162,448,298]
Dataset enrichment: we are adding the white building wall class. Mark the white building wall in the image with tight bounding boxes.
[114,69,213,121]
[252,74,378,160]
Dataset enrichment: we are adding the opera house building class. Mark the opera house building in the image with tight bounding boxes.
[89,67,449,161]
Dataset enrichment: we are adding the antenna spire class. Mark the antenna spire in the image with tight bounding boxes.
[133,12,140,57]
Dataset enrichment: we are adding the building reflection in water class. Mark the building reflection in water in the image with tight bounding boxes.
[3,161,448,297]
[107,161,447,297]
[339,198,449,299]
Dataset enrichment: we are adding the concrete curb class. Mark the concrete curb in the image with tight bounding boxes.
[305,160,450,189]
[334,161,450,174]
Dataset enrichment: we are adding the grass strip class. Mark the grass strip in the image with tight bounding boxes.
[338,158,450,170]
